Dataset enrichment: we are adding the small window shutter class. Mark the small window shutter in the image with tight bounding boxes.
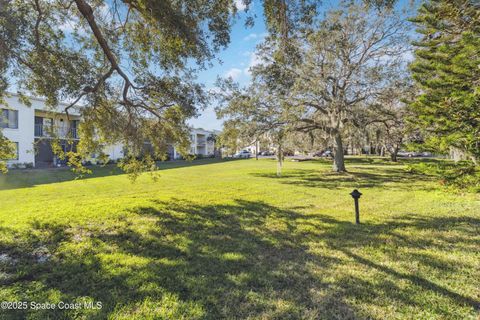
[0,109,7,128]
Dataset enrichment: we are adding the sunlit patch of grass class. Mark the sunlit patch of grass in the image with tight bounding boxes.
[0,157,479,319]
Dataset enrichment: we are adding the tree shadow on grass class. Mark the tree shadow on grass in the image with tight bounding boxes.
[314,214,480,313]
[0,200,350,319]
[0,165,124,191]
[0,158,228,191]
[0,200,478,319]
[294,156,447,167]
[251,167,437,191]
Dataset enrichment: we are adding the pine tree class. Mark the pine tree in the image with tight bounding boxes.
[409,0,480,163]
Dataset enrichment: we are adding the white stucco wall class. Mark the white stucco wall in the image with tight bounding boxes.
[1,94,82,167]
[103,143,124,161]
[1,96,35,166]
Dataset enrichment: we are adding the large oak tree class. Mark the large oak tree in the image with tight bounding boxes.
[288,3,410,172]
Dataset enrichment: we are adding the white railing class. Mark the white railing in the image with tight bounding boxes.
[35,124,78,139]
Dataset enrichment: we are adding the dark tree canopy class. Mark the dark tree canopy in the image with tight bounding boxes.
[409,0,480,162]
[0,0,256,172]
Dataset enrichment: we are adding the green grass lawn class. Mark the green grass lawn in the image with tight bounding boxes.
[0,157,479,319]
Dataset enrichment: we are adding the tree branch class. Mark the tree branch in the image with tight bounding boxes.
[73,0,142,111]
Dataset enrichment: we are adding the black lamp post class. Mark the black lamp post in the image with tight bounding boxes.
[350,189,362,224]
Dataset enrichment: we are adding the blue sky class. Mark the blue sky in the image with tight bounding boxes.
[188,1,267,131]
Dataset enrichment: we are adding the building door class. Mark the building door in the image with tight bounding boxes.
[35,139,54,166]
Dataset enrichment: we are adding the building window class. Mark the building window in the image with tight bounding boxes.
[0,109,19,129]
[34,116,54,137]
[70,120,79,138]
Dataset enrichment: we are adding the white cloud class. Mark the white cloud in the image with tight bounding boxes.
[208,86,223,95]
[59,3,111,35]
[243,33,258,41]
[243,51,263,76]
[225,68,243,80]
[96,3,114,21]
[59,21,75,33]
[403,50,414,62]
[59,18,87,36]
[243,32,268,43]
[234,0,247,11]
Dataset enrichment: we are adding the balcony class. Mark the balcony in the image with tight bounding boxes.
[35,124,78,139]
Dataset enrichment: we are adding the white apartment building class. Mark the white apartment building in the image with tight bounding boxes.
[1,94,218,167]
[172,127,219,160]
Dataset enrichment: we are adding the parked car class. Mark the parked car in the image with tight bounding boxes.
[322,150,333,158]
[260,151,274,156]
[398,151,422,158]
[313,150,333,158]
[233,150,251,158]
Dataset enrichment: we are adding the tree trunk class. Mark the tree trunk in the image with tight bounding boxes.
[332,132,346,172]
[390,149,398,162]
[276,144,283,177]
[450,146,464,163]
[215,147,222,159]
[255,141,259,160]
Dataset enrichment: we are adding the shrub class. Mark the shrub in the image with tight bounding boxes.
[8,162,35,170]
[406,161,480,192]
